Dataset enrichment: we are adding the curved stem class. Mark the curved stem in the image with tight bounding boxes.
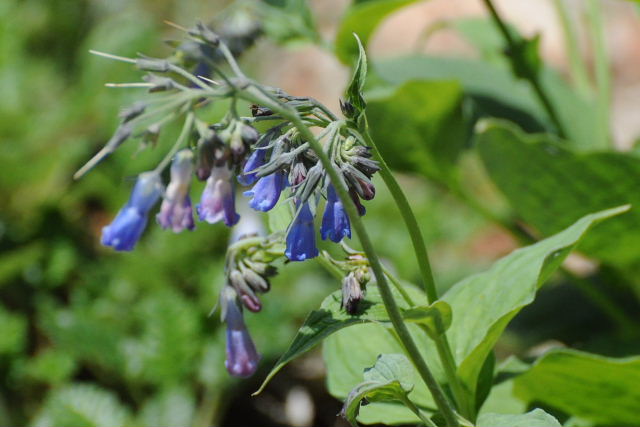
[232,87,460,426]
[358,120,439,304]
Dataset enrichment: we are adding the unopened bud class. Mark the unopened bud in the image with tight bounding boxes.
[136,57,171,72]
[189,21,220,46]
[342,272,364,315]
[229,270,262,312]
[119,102,147,123]
[143,74,176,92]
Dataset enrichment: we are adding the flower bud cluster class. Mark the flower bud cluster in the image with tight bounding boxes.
[220,234,285,377]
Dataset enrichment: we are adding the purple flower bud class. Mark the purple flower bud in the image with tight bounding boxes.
[237,146,267,186]
[244,170,287,212]
[321,184,351,243]
[285,201,318,261]
[221,289,260,378]
[197,165,240,227]
[101,172,163,251]
[157,150,195,232]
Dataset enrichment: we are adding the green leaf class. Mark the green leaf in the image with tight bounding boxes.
[341,354,414,426]
[31,384,131,427]
[476,120,640,273]
[366,80,466,181]
[477,409,561,427]
[401,300,452,338]
[255,286,422,394]
[335,0,421,64]
[441,205,628,397]
[344,34,367,119]
[514,349,640,426]
[374,56,600,149]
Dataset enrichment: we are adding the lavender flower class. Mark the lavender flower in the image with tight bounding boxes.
[101,172,163,251]
[197,165,240,226]
[244,170,287,212]
[321,184,351,242]
[157,149,195,232]
[285,201,318,261]
[221,288,260,378]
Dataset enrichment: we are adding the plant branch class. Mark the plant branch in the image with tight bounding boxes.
[481,0,567,139]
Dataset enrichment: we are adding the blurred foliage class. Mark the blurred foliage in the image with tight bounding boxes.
[3,0,640,426]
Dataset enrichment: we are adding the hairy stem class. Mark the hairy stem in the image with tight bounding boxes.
[358,120,439,304]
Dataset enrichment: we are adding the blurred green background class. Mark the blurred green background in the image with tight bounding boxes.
[2,0,640,426]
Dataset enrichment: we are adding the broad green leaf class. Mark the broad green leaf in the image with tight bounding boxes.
[31,384,131,427]
[255,286,421,394]
[514,349,640,426]
[477,409,561,427]
[366,80,466,181]
[374,56,600,149]
[335,0,421,64]
[344,34,367,119]
[442,205,628,397]
[477,121,640,273]
[341,354,414,426]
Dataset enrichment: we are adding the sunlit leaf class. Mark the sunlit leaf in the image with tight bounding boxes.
[442,205,628,397]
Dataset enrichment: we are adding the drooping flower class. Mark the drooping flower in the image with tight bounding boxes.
[157,149,195,232]
[221,288,260,378]
[101,172,163,251]
[321,184,351,243]
[237,145,267,186]
[285,201,318,261]
[244,170,287,212]
[197,165,240,227]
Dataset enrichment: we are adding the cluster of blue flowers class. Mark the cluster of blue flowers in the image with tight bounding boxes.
[101,121,379,264]
[86,17,381,379]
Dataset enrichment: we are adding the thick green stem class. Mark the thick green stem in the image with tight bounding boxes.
[233,87,460,426]
[359,120,439,304]
[482,0,568,139]
[586,0,612,148]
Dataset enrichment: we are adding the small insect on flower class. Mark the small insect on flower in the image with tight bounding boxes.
[101,172,163,251]
[220,287,260,378]
[285,201,319,261]
[157,149,195,232]
[197,165,240,227]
